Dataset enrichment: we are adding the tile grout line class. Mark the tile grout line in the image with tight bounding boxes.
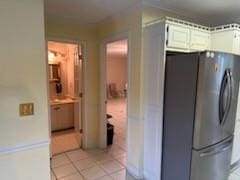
[64,151,87,179]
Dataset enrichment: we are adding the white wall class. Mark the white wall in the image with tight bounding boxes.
[107,53,127,93]
[0,0,50,179]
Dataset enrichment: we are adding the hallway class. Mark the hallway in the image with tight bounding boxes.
[51,98,129,180]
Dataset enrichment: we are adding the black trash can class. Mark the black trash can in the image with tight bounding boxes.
[107,123,114,145]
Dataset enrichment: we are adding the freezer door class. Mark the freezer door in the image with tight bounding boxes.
[193,52,240,149]
[191,138,233,180]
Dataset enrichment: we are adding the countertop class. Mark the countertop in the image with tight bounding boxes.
[50,98,78,106]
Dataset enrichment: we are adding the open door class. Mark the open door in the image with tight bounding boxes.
[74,44,84,147]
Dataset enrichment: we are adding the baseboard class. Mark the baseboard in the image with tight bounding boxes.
[144,169,159,180]
[0,139,50,156]
[231,160,240,172]
[126,162,144,179]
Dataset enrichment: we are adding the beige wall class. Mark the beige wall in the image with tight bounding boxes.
[97,5,144,175]
[107,54,127,94]
[45,22,100,148]
[0,0,50,179]
[0,146,50,180]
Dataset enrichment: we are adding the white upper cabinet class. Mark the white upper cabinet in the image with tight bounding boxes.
[167,24,190,50]
[232,31,240,55]
[211,29,240,55]
[166,22,210,52]
[165,18,240,54]
[190,29,210,51]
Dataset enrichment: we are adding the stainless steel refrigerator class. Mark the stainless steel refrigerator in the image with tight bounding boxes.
[162,51,240,180]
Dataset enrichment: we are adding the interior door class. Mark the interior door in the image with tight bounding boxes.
[74,44,83,146]
[193,52,240,149]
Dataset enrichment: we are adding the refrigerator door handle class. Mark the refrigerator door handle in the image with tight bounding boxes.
[219,69,233,126]
[222,70,233,125]
[199,140,232,157]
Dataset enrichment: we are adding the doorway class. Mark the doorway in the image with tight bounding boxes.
[47,40,84,155]
[106,39,128,151]
[100,36,129,156]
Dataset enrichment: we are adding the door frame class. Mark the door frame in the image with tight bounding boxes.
[99,31,131,148]
[46,37,88,149]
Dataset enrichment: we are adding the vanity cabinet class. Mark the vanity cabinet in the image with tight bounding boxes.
[51,103,74,131]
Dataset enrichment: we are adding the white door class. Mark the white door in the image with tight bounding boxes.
[74,45,83,145]
[190,30,210,51]
[167,24,190,50]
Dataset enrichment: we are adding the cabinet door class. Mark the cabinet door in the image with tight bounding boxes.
[232,31,240,55]
[51,105,59,131]
[190,30,210,51]
[167,24,190,50]
[57,104,74,130]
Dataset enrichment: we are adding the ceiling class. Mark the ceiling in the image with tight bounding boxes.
[144,0,240,26]
[45,0,240,26]
[45,0,140,25]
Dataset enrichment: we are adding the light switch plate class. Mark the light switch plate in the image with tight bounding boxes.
[19,103,34,116]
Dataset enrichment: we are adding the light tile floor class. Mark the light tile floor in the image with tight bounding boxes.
[51,98,130,180]
[52,129,80,155]
[107,98,127,152]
